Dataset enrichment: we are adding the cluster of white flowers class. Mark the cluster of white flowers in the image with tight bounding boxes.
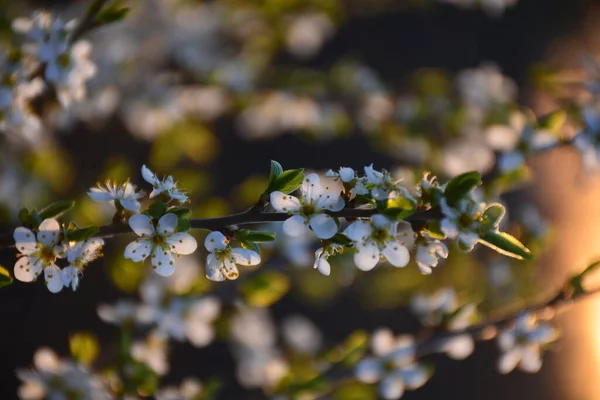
[13,218,104,293]
[355,329,430,400]
[497,312,557,374]
[17,347,110,400]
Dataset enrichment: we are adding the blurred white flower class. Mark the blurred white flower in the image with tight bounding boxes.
[16,347,110,400]
[132,333,170,375]
[281,315,323,355]
[355,329,429,400]
[497,312,557,374]
[285,13,333,59]
[97,300,139,325]
[156,378,203,400]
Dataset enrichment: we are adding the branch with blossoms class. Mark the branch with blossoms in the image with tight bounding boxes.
[1,161,532,292]
[274,263,600,400]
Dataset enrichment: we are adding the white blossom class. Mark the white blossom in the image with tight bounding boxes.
[97,300,139,325]
[439,197,484,251]
[325,167,368,198]
[415,237,448,275]
[270,173,344,239]
[204,231,260,281]
[355,329,429,400]
[344,215,414,271]
[364,165,414,201]
[497,313,557,374]
[13,218,66,293]
[60,238,104,290]
[281,315,323,355]
[156,378,203,400]
[132,333,170,376]
[124,213,197,276]
[142,165,189,203]
[88,180,143,212]
[16,347,110,400]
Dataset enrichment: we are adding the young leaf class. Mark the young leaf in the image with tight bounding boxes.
[329,233,352,246]
[18,208,31,225]
[424,220,446,240]
[237,230,276,243]
[268,169,305,194]
[537,109,566,135]
[177,218,191,233]
[167,206,192,218]
[569,261,600,295]
[147,202,167,220]
[481,203,506,230]
[269,160,284,183]
[38,200,75,220]
[240,240,260,254]
[0,265,13,288]
[66,226,100,242]
[479,231,532,260]
[444,171,482,206]
[94,1,130,26]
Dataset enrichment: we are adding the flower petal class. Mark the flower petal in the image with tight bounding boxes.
[13,227,38,255]
[383,241,410,267]
[315,193,345,212]
[344,220,372,241]
[157,213,178,236]
[354,241,380,271]
[205,231,228,252]
[339,167,355,182]
[354,357,382,383]
[309,213,338,239]
[88,187,113,202]
[371,214,392,230]
[141,164,159,186]
[231,248,261,266]
[150,247,176,277]
[372,328,396,356]
[498,348,521,374]
[37,219,60,247]
[380,375,405,400]
[44,265,64,293]
[14,256,42,282]
[124,239,153,262]
[129,214,155,237]
[301,173,325,202]
[519,346,542,373]
[314,256,331,276]
[283,215,309,237]
[221,257,240,280]
[120,198,141,212]
[206,254,225,282]
[166,233,197,255]
[395,222,416,248]
[269,191,300,213]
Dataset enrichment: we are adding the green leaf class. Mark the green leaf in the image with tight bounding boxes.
[481,203,506,230]
[167,206,192,218]
[94,1,130,26]
[444,171,482,206]
[479,231,532,260]
[18,208,31,225]
[325,331,369,366]
[424,220,446,240]
[69,332,99,367]
[268,168,305,194]
[240,240,260,254]
[147,202,167,220]
[569,261,600,295]
[241,271,290,307]
[30,209,42,228]
[38,200,75,220]
[0,265,13,288]
[177,218,191,233]
[329,233,352,246]
[66,226,99,242]
[269,160,284,183]
[237,230,276,243]
[538,109,566,135]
